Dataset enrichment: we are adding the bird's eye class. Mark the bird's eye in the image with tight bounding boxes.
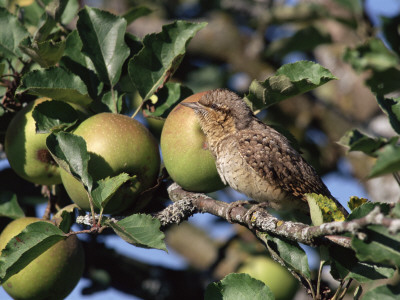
[211,103,218,110]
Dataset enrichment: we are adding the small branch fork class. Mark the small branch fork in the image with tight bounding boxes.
[156,183,400,249]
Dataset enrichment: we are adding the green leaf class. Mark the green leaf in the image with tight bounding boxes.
[265,26,331,58]
[0,221,66,283]
[62,30,95,70]
[46,132,93,192]
[19,36,66,67]
[245,61,336,110]
[53,204,80,233]
[366,68,400,95]
[339,129,396,157]
[352,224,400,267]
[306,193,324,226]
[106,214,166,251]
[344,39,400,95]
[17,67,93,106]
[33,11,57,43]
[343,39,398,73]
[77,6,130,87]
[124,32,143,59]
[91,173,136,210]
[32,100,79,133]
[0,192,24,219]
[128,20,207,101]
[262,234,311,279]
[17,1,45,28]
[61,30,100,100]
[382,15,400,56]
[144,82,193,118]
[329,245,395,283]
[0,7,30,58]
[306,193,346,223]
[122,6,152,25]
[347,202,391,221]
[205,273,274,300]
[44,0,76,24]
[369,144,400,177]
[363,284,400,300]
[89,90,123,114]
[376,96,400,135]
[59,0,79,25]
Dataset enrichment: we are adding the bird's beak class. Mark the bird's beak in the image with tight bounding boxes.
[180,101,202,110]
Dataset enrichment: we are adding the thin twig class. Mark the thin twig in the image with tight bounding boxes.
[41,185,54,220]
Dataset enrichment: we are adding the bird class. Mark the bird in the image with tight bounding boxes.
[181,89,349,220]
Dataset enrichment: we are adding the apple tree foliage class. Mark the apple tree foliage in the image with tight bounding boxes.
[0,1,399,299]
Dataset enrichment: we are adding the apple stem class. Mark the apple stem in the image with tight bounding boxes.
[305,277,316,300]
[131,99,145,119]
[85,190,97,227]
[41,185,55,220]
[316,260,325,299]
[111,88,118,113]
[97,209,104,227]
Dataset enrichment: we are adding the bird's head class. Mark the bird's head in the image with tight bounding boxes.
[181,89,254,136]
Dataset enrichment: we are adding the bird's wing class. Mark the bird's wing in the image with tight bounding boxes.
[237,127,332,201]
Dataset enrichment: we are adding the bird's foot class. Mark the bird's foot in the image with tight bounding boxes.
[225,200,257,223]
[244,202,270,229]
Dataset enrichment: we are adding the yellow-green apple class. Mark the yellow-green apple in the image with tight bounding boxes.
[0,217,84,300]
[5,98,61,185]
[237,256,299,300]
[160,91,225,192]
[60,112,160,214]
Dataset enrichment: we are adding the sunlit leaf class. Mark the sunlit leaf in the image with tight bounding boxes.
[91,173,136,210]
[17,67,93,106]
[306,193,346,223]
[106,214,166,251]
[352,225,400,267]
[0,222,66,283]
[339,129,396,157]
[128,20,206,101]
[77,6,130,87]
[262,234,311,279]
[245,61,337,110]
[205,273,274,300]
[46,132,92,192]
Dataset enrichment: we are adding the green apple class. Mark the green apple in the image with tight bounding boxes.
[0,217,84,300]
[60,112,160,214]
[237,256,299,300]
[5,98,62,185]
[160,91,225,193]
[5,98,90,186]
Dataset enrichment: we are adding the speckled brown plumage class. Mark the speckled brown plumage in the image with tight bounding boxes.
[182,89,348,216]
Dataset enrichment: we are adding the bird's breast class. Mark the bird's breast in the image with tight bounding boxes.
[213,137,294,210]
